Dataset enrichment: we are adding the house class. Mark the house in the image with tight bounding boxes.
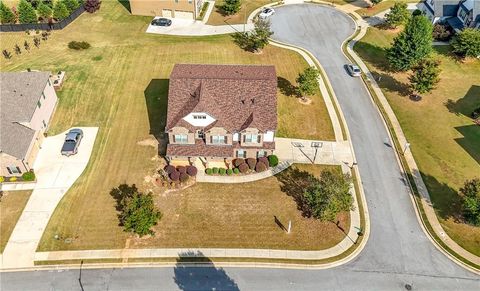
[422,0,480,30]
[0,72,58,177]
[165,64,277,163]
[129,0,204,19]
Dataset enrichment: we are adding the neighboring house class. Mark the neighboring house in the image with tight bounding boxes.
[165,64,277,163]
[0,72,58,177]
[129,0,204,19]
[422,0,480,30]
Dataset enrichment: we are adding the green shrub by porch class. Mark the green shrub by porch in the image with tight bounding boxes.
[227,168,233,175]
[233,168,240,174]
[212,167,219,174]
[21,170,36,181]
[268,155,279,167]
[205,168,213,175]
[219,168,226,175]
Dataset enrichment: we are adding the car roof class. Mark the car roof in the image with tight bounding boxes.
[66,132,79,139]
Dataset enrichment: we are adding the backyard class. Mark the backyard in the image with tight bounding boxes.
[0,1,336,251]
[0,191,32,253]
[354,27,480,255]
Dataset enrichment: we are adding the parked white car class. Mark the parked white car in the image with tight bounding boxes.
[259,8,275,19]
[346,64,362,77]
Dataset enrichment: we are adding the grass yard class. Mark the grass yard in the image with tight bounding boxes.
[0,191,32,253]
[354,27,480,255]
[206,0,273,26]
[356,0,420,17]
[1,1,335,251]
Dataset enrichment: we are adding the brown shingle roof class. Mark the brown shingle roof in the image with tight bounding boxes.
[166,64,277,133]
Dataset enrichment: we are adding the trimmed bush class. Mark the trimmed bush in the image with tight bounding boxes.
[238,163,249,173]
[233,168,240,174]
[219,168,226,175]
[9,176,17,182]
[179,172,189,183]
[164,165,176,174]
[68,41,90,50]
[186,166,197,177]
[227,169,233,175]
[246,158,256,170]
[205,168,213,175]
[255,161,267,172]
[21,170,36,181]
[212,167,219,174]
[258,156,268,166]
[267,155,279,167]
[177,166,187,174]
[233,158,245,167]
[169,171,180,181]
[0,176,4,183]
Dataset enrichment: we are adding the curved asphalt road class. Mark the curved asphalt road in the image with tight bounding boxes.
[1,4,479,291]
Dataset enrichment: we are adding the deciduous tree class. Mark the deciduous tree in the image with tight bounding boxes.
[221,0,241,16]
[461,178,480,226]
[296,66,319,99]
[408,58,441,94]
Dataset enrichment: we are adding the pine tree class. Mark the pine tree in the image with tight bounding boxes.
[53,0,69,20]
[451,28,480,58]
[36,1,52,20]
[385,2,410,28]
[62,0,79,14]
[0,1,16,23]
[386,13,433,71]
[409,59,441,94]
[17,0,37,24]
[222,0,241,16]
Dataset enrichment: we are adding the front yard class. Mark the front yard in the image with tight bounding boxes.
[354,27,480,255]
[206,0,272,26]
[1,1,336,252]
[0,191,32,253]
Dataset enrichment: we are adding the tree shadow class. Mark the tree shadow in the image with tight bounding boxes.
[454,124,480,166]
[173,251,239,291]
[275,166,318,218]
[277,76,300,98]
[372,71,411,96]
[110,183,138,226]
[444,85,480,117]
[117,0,131,13]
[144,79,169,156]
[354,40,391,72]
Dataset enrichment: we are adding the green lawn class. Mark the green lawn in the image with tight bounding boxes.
[1,1,335,251]
[206,0,273,25]
[356,0,420,17]
[0,191,32,253]
[354,27,480,256]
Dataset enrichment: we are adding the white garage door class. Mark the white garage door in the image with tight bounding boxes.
[175,10,194,19]
[162,9,172,18]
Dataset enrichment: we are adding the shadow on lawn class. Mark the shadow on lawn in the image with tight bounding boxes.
[454,124,480,166]
[144,79,169,156]
[354,40,391,72]
[174,251,239,291]
[117,0,131,13]
[445,85,480,117]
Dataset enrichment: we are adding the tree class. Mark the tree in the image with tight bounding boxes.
[18,0,37,24]
[385,2,410,28]
[53,0,69,20]
[451,28,480,59]
[296,66,320,99]
[386,13,433,71]
[36,1,52,20]
[303,170,354,222]
[371,0,383,5]
[408,58,440,94]
[0,1,16,23]
[221,0,241,16]
[232,18,272,53]
[62,0,79,13]
[84,0,100,13]
[460,178,480,226]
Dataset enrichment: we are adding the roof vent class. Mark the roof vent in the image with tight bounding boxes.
[251,98,255,104]
[241,99,245,104]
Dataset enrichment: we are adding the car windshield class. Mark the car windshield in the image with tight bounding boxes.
[353,68,361,72]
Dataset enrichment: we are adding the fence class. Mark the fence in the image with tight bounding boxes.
[0,6,85,32]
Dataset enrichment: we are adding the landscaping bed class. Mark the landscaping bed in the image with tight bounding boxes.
[204,155,279,176]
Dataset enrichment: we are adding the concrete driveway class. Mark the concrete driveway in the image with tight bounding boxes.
[1,127,98,269]
[146,17,253,36]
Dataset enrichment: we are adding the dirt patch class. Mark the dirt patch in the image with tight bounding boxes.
[137,137,158,148]
[299,97,312,105]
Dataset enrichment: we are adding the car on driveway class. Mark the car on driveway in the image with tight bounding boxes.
[259,8,275,19]
[346,64,362,77]
[61,129,83,156]
[151,18,172,27]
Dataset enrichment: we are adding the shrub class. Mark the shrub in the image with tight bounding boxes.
[176,166,186,174]
[37,1,53,20]
[432,23,452,41]
[63,0,80,13]
[246,158,256,170]
[205,168,213,175]
[169,171,180,181]
[219,168,226,175]
[68,41,90,50]
[212,167,219,174]
[186,166,197,177]
[255,161,267,172]
[84,0,101,13]
[227,169,233,175]
[179,172,189,183]
[451,28,480,58]
[233,168,240,174]
[258,156,268,166]
[9,176,17,182]
[18,0,37,24]
[53,0,69,20]
[0,176,4,183]
[267,155,279,167]
[238,163,249,173]
[233,158,245,167]
[460,178,480,226]
[221,0,240,15]
[21,170,36,181]
[164,165,176,174]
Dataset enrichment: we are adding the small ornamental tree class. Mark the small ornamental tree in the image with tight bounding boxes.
[303,170,354,222]
[255,162,267,172]
[451,28,480,59]
[385,2,410,28]
[53,0,69,20]
[176,165,187,174]
[179,172,189,183]
[409,58,441,94]
[18,0,37,24]
[233,158,245,167]
[0,1,16,24]
[63,0,80,13]
[432,23,452,41]
[258,156,268,165]
[84,0,101,13]
[169,170,180,182]
[164,164,176,174]
[460,178,480,226]
[221,0,241,16]
[186,166,197,177]
[121,192,162,236]
[238,163,249,173]
[246,158,257,170]
[296,66,319,99]
[37,1,53,20]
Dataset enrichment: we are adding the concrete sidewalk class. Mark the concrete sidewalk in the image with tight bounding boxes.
[275,138,353,165]
[1,127,99,269]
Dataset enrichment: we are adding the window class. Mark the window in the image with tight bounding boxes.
[7,166,22,174]
[37,100,41,108]
[211,135,227,144]
[174,134,188,144]
[193,114,207,120]
[236,150,246,158]
[257,150,267,158]
[244,134,259,143]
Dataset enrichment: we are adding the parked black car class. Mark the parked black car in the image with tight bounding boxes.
[61,128,83,156]
[151,18,172,27]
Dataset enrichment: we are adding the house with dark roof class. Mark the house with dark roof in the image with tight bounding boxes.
[422,0,480,30]
[165,64,277,162]
[0,72,58,177]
